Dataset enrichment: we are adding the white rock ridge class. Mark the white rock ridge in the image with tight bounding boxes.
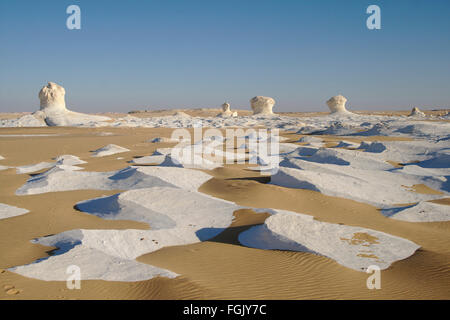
[239,210,420,271]
[250,96,275,115]
[16,155,86,174]
[35,82,111,126]
[16,166,212,195]
[382,201,450,222]
[326,95,349,113]
[9,186,241,281]
[0,203,29,220]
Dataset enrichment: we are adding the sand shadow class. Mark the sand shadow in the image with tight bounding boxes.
[226,175,271,184]
[196,224,263,247]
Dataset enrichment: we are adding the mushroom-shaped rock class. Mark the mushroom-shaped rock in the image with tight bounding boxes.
[326,95,349,114]
[34,82,111,126]
[39,82,67,111]
[250,96,275,115]
[217,102,237,117]
[409,107,425,117]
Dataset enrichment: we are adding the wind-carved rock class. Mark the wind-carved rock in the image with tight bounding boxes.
[326,95,349,114]
[33,82,111,126]
[217,102,237,117]
[250,96,275,115]
[409,107,425,117]
[222,102,231,113]
[39,82,67,111]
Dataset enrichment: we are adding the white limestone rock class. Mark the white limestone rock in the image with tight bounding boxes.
[409,107,426,117]
[217,102,237,117]
[250,96,275,115]
[9,186,241,281]
[39,82,67,110]
[239,210,420,271]
[36,82,111,126]
[326,95,349,114]
[91,144,130,157]
[222,102,231,112]
[382,201,450,222]
[16,166,212,195]
[0,203,29,220]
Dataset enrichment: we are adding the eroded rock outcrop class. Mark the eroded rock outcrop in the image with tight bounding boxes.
[33,82,111,126]
[326,95,349,114]
[409,107,425,117]
[250,96,275,115]
[217,102,237,117]
[39,82,67,111]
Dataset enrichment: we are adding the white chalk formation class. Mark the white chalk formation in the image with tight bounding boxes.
[9,186,240,281]
[409,107,426,117]
[250,96,275,115]
[91,144,130,157]
[239,210,420,271]
[38,82,67,110]
[217,102,237,117]
[16,166,212,195]
[15,155,86,174]
[0,203,29,220]
[32,82,111,126]
[382,201,450,222]
[326,95,349,114]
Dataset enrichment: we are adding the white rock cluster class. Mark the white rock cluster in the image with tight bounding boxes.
[217,102,237,117]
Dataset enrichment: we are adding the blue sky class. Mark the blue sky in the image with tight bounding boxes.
[1,0,449,112]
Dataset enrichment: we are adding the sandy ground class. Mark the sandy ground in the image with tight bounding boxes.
[0,123,449,300]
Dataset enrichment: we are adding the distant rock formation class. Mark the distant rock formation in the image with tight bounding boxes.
[326,95,349,114]
[217,102,237,117]
[409,107,425,117]
[250,96,275,115]
[34,82,111,126]
[222,102,231,113]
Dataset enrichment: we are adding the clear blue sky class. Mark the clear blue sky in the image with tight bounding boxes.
[1,0,449,113]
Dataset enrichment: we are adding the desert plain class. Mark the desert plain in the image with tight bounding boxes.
[0,103,449,300]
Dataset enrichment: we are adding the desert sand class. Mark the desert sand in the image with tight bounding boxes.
[0,110,448,299]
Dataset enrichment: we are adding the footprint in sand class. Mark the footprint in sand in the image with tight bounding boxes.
[3,285,22,295]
